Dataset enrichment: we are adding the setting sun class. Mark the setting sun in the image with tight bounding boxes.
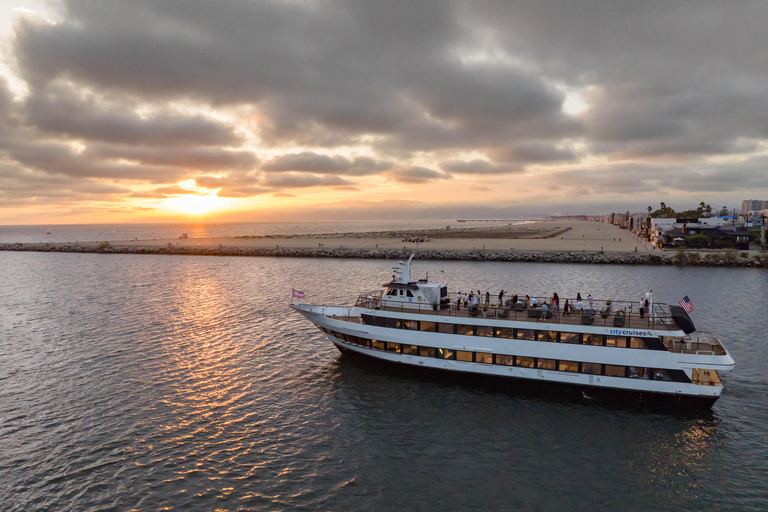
[165,192,222,215]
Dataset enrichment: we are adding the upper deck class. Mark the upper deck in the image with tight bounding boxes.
[356,290,681,331]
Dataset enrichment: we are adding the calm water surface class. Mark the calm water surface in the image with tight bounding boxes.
[1,252,766,511]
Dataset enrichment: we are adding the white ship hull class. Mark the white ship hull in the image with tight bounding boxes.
[293,304,731,408]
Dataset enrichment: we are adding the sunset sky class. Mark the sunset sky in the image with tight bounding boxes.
[1,1,767,224]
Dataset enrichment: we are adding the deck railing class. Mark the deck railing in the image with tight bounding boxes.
[354,292,678,331]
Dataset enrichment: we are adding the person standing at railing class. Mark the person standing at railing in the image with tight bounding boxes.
[456,291,462,310]
[498,289,505,306]
[485,291,490,308]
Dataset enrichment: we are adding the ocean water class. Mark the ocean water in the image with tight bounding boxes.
[0,220,479,244]
[1,251,766,511]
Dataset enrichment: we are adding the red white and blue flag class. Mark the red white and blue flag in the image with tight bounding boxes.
[678,296,695,313]
[292,289,305,299]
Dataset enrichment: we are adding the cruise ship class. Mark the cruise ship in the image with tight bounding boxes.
[291,255,734,408]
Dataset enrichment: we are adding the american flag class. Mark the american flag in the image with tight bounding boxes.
[678,296,695,313]
[292,289,305,299]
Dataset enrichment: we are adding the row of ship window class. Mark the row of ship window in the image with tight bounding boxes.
[320,326,690,383]
[360,314,665,350]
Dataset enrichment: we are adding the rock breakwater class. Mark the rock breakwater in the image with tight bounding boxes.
[3,243,766,267]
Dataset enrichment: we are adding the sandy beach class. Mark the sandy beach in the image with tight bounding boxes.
[105,220,652,254]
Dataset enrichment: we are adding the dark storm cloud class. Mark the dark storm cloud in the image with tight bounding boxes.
[388,166,452,184]
[261,152,392,176]
[439,159,522,175]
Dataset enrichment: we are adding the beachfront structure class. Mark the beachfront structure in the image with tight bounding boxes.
[650,218,726,247]
[291,255,734,409]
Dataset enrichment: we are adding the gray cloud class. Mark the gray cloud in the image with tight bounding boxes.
[4,0,768,215]
[439,159,523,175]
[262,173,355,189]
[261,152,392,176]
[388,166,452,184]
[87,144,258,170]
[24,84,242,147]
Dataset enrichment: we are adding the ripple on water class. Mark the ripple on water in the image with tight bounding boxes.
[0,253,766,511]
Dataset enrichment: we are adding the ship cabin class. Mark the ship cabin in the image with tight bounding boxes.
[381,254,448,310]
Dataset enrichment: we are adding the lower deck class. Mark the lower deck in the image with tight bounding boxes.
[326,309,727,357]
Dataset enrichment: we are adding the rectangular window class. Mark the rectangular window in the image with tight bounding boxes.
[385,318,400,329]
[403,320,418,331]
[347,334,359,344]
[437,348,456,360]
[371,340,386,351]
[496,354,514,366]
[476,352,493,364]
[629,337,647,349]
[420,321,436,332]
[537,358,556,370]
[561,332,580,344]
[606,336,626,347]
[581,362,601,374]
[387,342,401,353]
[604,365,626,377]
[457,324,474,336]
[402,344,418,355]
[497,327,515,339]
[477,326,493,337]
[558,360,579,372]
[629,366,649,379]
[438,323,455,334]
[456,350,473,362]
[515,356,535,368]
[540,331,558,343]
[517,329,537,341]
[419,346,435,358]
[374,316,386,327]
[359,338,371,348]
[584,334,603,346]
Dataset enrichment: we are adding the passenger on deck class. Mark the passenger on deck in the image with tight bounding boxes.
[540,302,549,320]
[525,295,531,308]
[456,291,462,310]
[563,299,571,316]
[531,296,538,307]
[587,294,594,309]
[498,290,505,306]
[550,299,559,321]
[485,291,490,307]
[575,299,584,314]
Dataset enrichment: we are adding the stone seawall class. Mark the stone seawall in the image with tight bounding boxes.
[3,243,767,267]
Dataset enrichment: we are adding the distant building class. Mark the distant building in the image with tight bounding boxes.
[742,199,768,215]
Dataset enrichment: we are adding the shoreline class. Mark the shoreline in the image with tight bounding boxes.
[2,220,765,267]
[2,242,766,267]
